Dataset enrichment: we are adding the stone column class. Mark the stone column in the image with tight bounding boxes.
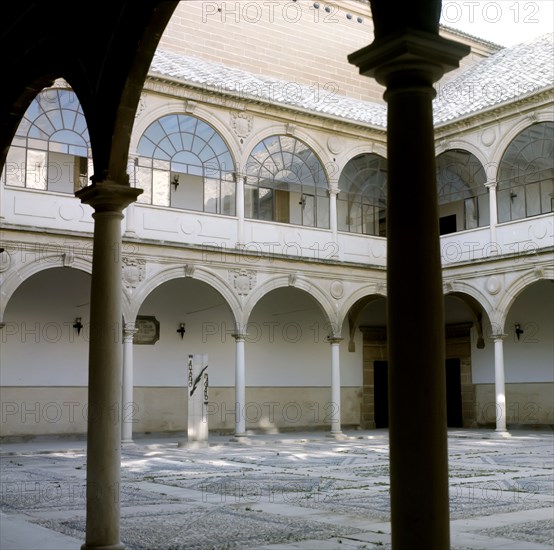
[236,174,245,246]
[123,204,137,235]
[232,332,247,437]
[76,181,141,550]
[328,337,343,436]
[0,178,5,219]
[122,322,138,444]
[329,187,338,239]
[493,333,509,434]
[349,30,469,549]
[486,180,498,246]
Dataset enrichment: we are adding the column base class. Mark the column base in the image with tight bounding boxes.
[177,440,209,448]
[121,439,134,446]
[230,433,250,442]
[81,543,125,550]
[327,431,348,440]
[493,429,511,438]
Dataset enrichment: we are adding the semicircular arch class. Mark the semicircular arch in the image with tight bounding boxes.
[491,114,554,172]
[1,258,92,321]
[130,103,241,165]
[241,276,337,334]
[240,126,332,181]
[443,280,495,324]
[128,266,241,325]
[337,284,387,329]
[495,266,554,329]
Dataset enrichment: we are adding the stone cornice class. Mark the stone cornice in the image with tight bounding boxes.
[2,221,552,277]
[144,74,552,145]
[443,249,554,280]
[143,76,387,138]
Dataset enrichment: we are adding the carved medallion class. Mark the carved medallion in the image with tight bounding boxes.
[122,257,146,289]
[0,249,11,273]
[486,276,501,295]
[231,112,253,139]
[480,127,496,147]
[327,136,343,155]
[229,269,256,296]
[330,280,344,299]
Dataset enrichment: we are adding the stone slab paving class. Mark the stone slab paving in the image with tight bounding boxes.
[0,429,552,549]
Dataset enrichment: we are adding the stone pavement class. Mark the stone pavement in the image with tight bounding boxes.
[0,429,552,549]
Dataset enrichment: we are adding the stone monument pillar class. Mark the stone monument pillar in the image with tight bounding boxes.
[186,353,209,443]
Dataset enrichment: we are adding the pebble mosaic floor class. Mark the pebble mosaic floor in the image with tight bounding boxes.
[1,429,552,549]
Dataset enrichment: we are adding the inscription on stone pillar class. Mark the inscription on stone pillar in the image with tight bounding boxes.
[187,354,209,443]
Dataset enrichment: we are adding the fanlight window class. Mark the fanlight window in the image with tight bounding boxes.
[338,153,387,236]
[436,150,488,234]
[2,86,91,193]
[245,135,329,228]
[135,114,235,215]
[497,122,553,223]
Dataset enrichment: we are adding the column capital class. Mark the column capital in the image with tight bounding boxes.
[485,180,498,190]
[232,332,248,342]
[348,29,470,90]
[76,181,142,213]
[123,322,138,343]
[326,336,343,345]
[491,333,508,342]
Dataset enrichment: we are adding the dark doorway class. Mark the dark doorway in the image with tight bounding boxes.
[445,358,463,427]
[374,360,389,428]
[373,359,463,428]
[439,214,457,235]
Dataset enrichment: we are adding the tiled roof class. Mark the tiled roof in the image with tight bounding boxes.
[439,23,503,50]
[149,49,388,127]
[149,32,553,128]
[433,32,554,123]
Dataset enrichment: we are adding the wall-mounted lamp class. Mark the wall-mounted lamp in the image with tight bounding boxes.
[172,174,180,191]
[73,317,83,336]
[515,323,524,341]
[177,323,186,339]
[510,191,518,202]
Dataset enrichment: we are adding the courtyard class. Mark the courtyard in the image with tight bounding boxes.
[0,429,553,549]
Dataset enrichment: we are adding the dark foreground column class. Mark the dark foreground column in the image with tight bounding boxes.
[349,31,469,548]
[77,181,141,550]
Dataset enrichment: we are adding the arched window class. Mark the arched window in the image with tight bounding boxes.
[436,150,488,234]
[245,135,329,228]
[497,122,553,222]
[136,114,235,215]
[2,86,90,193]
[338,153,387,236]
